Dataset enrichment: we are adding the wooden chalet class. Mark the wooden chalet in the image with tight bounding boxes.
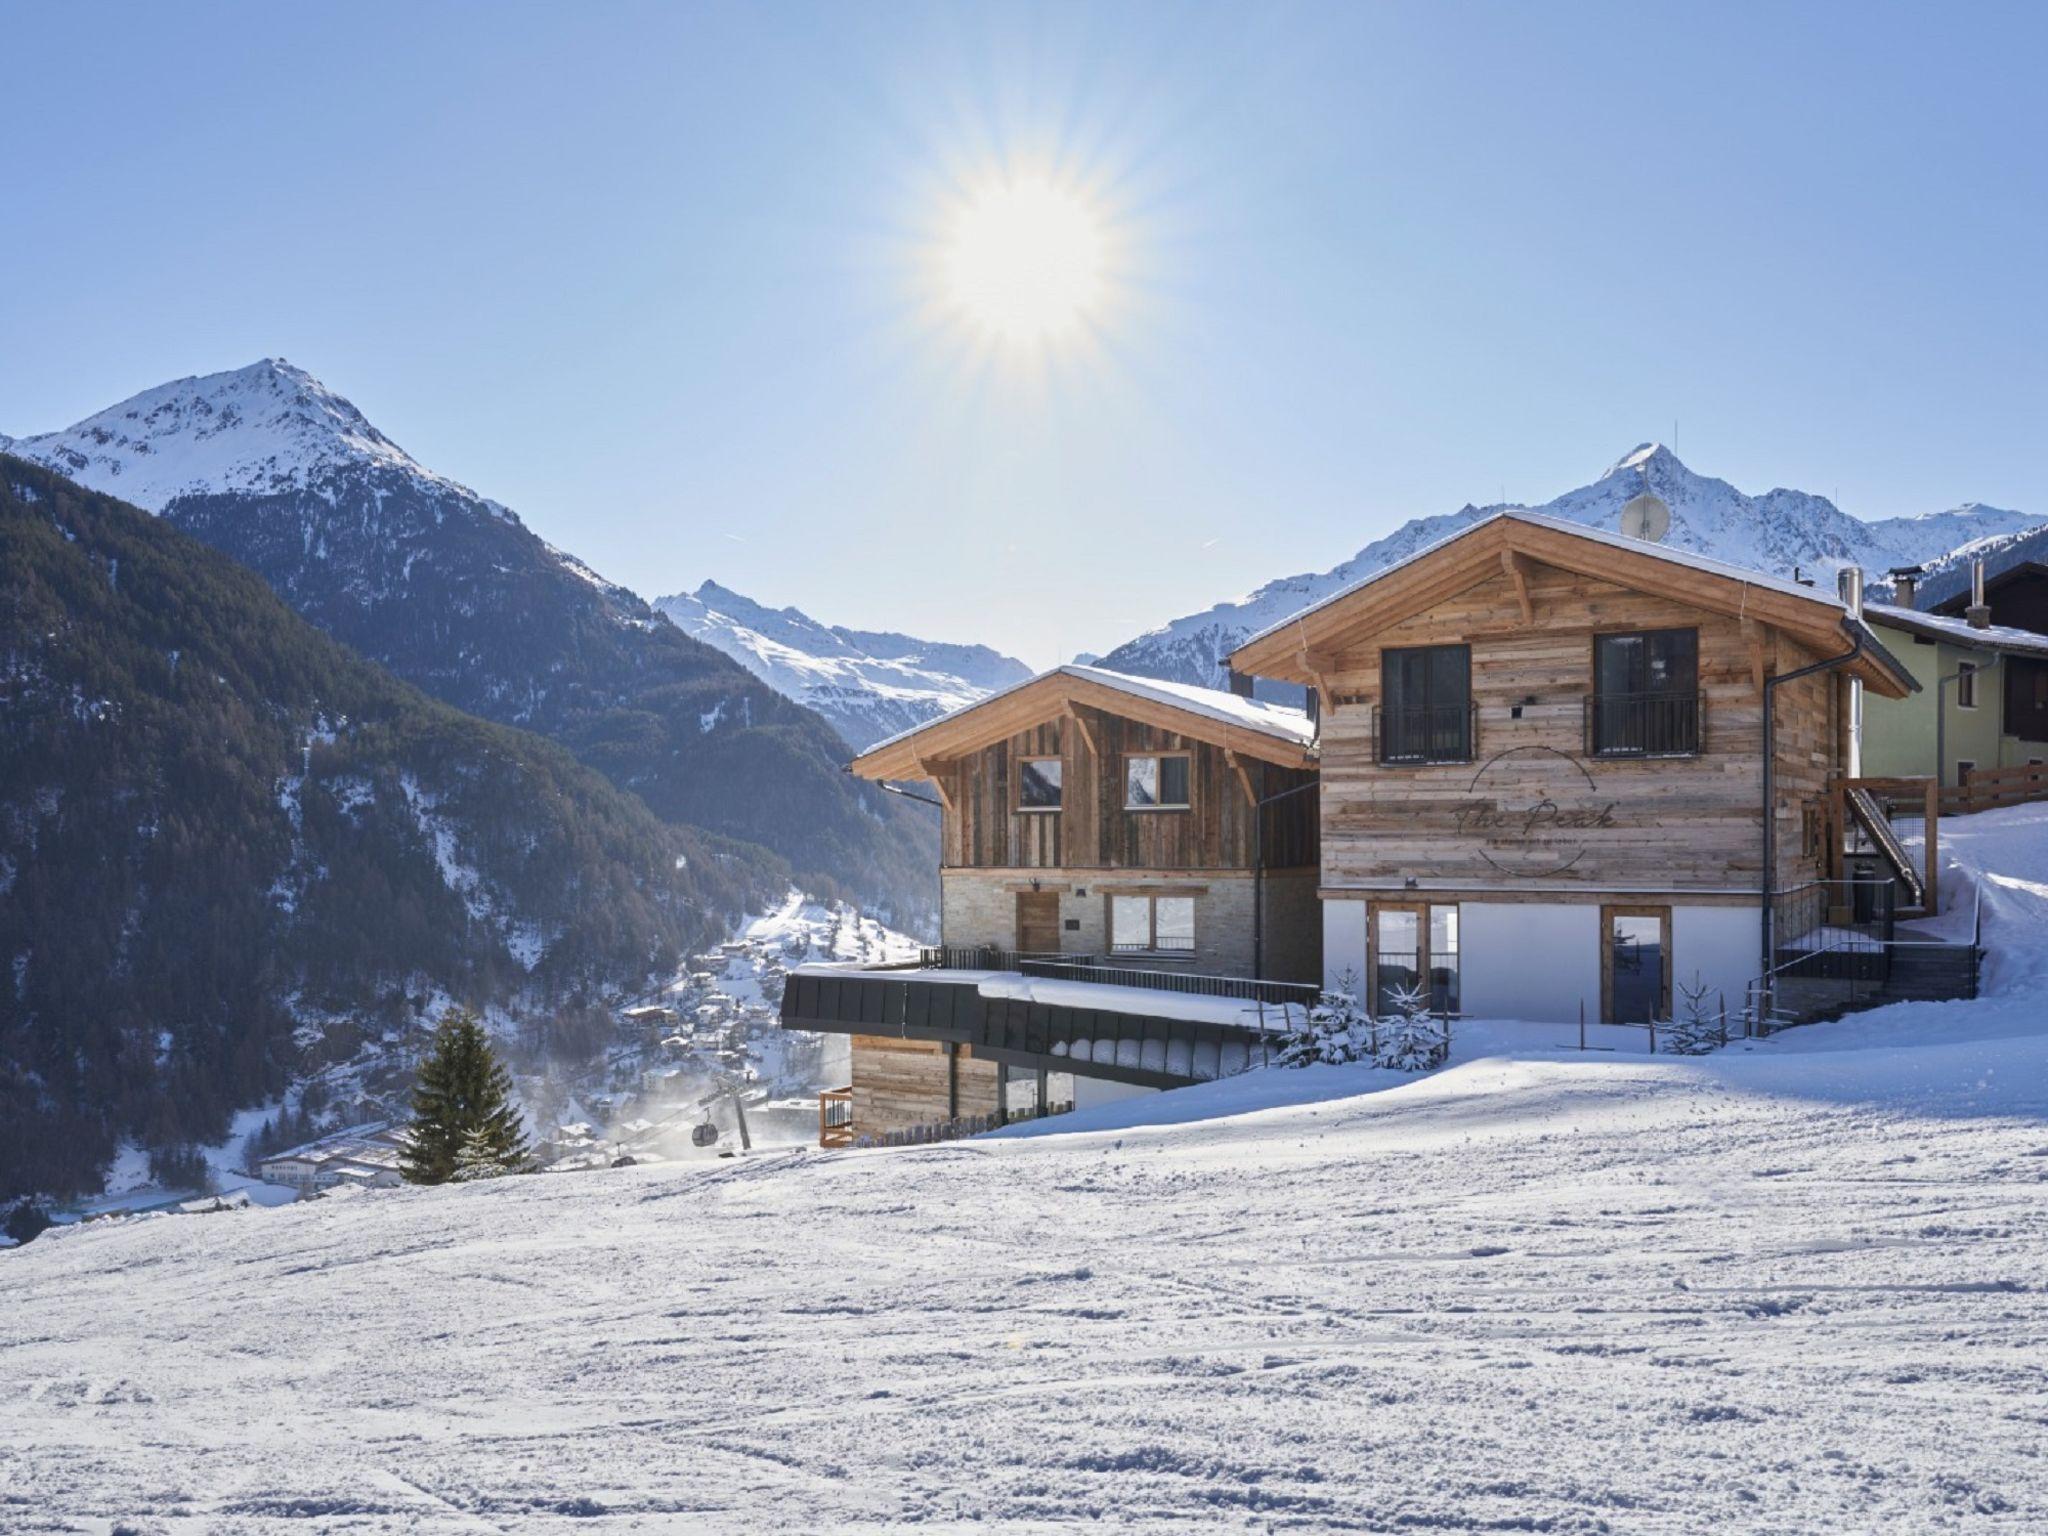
[788,666,1320,1142]
[1228,510,1920,1026]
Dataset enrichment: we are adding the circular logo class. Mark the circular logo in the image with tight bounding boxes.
[1452,746,1618,879]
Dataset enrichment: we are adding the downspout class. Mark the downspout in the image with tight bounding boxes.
[1760,615,1866,981]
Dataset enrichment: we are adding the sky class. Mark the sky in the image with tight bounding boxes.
[3,1,2045,668]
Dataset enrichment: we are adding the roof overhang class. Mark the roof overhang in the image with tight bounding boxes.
[1229,513,1917,700]
[849,668,1315,782]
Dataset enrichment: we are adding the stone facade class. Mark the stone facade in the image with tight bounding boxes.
[939,868,1321,983]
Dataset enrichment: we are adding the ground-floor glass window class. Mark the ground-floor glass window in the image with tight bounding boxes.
[1370,902,1459,1016]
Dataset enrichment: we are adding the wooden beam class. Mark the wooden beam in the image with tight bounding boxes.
[1501,549,1535,624]
[1741,618,1769,694]
[1062,702,1101,761]
[913,754,955,812]
[1223,749,1257,805]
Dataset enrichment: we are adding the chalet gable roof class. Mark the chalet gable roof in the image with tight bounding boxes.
[850,664,1316,781]
[1229,509,1916,698]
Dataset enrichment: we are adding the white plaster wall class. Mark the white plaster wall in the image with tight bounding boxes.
[1672,905,1764,1019]
[1321,899,1368,996]
[1459,903,1601,1025]
[1071,1076,1159,1112]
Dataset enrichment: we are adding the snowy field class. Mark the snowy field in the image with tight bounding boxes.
[6,810,2048,1532]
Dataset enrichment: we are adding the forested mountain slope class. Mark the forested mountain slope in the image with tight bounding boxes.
[0,456,783,1198]
[9,361,938,924]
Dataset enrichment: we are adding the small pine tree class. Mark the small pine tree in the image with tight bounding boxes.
[1375,981,1450,1072]
[1661,973,1722,1056]
[401,1007,531,1185]
[1277,971,1374,1067]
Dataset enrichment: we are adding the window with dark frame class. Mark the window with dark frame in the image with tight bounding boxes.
[1110,893,1196,953]
[1124,753,1191,809]
[1957,661,1978,710]
[1378,645,1471,764]
[1591,628,1699,757]
[1017,756,1063,811]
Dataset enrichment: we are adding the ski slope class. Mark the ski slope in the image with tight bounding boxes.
[7,810,2048,1533]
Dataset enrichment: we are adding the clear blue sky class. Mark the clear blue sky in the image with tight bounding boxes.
[4,2,2044,667]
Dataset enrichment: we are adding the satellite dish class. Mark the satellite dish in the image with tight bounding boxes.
[1619,491,1671,544]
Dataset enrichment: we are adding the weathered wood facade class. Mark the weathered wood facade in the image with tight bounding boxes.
[1230,511,1917,1024]
[1308,565,1846,896]
[943,708,1318,873]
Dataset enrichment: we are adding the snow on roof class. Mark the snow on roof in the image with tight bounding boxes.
[858,663,1315,759]
[1239,507,1859,651]
[1865,602,2048,658]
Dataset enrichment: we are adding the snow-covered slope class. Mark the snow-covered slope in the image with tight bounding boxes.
[5,358,470,511]
[9,807,2048,1528]
[1100,445,2038,690]
[1907,516,2048,610]
[655,581,1033,750]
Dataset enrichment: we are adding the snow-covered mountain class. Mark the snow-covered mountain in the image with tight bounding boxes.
[655,581,1032,750]
[1097,445,2039,691]
[1906,517,2048,610]
[6,359,473,512]
[5,360,939,925]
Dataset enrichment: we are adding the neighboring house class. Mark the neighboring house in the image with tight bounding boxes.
[1857,561,2048,788]
[257,1123,411,1193]
[848,665,1321,981]
[1227,510,1917,1026]
[789,666,1320,1141]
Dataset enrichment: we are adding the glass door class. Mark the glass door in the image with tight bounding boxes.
[1603,906,1670,1023]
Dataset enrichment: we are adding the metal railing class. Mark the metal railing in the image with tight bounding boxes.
[1584,691,1703,758]
[915,947,1320,1009]
[1373,703,1475,766]
[1018,958,1320,1010]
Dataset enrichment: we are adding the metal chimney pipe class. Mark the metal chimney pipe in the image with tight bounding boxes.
[1967,559,1991,629]
[1837,565,1864,619]
[1838,567,1865,777]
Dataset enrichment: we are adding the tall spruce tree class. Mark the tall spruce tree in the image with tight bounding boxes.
[401,1008,531,1184]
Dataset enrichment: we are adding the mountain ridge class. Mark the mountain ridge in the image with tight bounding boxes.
[654,580,1033,750]
[1097,444,2037,691]
[7,361,940,927]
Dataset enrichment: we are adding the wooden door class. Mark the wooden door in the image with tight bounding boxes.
[1016,891,1062,956]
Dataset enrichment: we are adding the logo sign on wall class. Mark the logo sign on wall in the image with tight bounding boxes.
[1451,746,1619,878]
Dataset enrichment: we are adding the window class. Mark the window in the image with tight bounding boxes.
[1957,759,1976,785]
[1957,661,1978,710]
[1378,645,1472,764]
[1124,753,1191,810]
[1591,629,1699,756]
[1110,893,1196,954]
[1370,902,1459,1016]
[1018,756,1063,811]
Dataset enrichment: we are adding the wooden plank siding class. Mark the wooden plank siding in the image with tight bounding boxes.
[848,1035,999,1136]
[943,704,1318,873]
[1314,564,1841,894]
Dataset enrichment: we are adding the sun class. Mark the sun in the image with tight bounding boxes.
[941,174,1106,346]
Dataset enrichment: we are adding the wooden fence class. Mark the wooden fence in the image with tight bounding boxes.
[1945,760,2048,814]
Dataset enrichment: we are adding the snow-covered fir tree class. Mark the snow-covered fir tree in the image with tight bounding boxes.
[1277,972,1373,1066]
[1660,973,1724,1056]
[1375,981,1450,1072]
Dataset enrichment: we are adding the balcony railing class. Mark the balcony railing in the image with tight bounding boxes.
[1373,703,1475,766]
[1584,691,1703,758]
[818,1086,854,1148]
[915,947,1318,1009]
